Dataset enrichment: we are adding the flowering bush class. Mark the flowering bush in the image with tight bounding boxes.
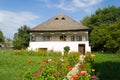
[16,53,79,79]
[76,52,98,80]
[65,52,98,80]
[71,69,98,80]
[15,50,98,80]
[14,49,62,57]
[85,52,95,65]
[67,52,80,66]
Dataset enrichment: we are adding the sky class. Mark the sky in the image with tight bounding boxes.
[0,0,120,39]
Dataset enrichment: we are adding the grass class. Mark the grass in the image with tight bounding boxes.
[0,50,79,80]
[93,52,120,80]
[1,50,120,80]
[0,50,60,80]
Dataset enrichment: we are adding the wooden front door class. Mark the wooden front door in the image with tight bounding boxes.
[78,44,85,54]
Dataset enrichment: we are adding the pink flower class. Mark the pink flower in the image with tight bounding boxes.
[52,73,57,77]
[33,72,40,77]
[91,75,97,79]
[80,71,88,76]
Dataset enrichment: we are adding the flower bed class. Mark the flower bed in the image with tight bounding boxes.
[14,50,98,80]
[65,52,98,80]
[22,58,69,79]
[14,50,80,79]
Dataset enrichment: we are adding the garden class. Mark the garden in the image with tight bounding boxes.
[1,49,120,80]
[0,50,98,80]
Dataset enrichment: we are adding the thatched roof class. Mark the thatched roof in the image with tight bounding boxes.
[30,14,90,32]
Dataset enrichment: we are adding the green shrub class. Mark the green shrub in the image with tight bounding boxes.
[67,52,80,66]
[116,49,120,54]
[64,46,70,55]
[36,50,49,56]
[14,49,28,55]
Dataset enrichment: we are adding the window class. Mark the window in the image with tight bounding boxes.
[76,36,82,41]
[61,17,65,20]
[60,35,66,41]
[43,36,51,41]
[71,36,75,41]
[31,35,36,41]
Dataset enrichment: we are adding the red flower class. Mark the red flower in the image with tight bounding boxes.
[72,75,79,80]
[80,71,88,76]
[44,60,49,63]
[91,75,97,79]
[67,66,73,70]
[33,72,40,77]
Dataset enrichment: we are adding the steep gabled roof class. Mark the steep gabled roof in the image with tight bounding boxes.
[30,14,90,32]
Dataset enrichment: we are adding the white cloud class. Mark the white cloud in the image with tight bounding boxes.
[0,10,40,39]
[55,0,76,11]
[40,0,103,12]
[73,0,103,7]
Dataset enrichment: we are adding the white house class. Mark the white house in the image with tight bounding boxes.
[28,14,91,54]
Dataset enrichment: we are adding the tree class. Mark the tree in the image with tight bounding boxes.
[81,5,120,53]
[13,25,30,49]
[82,6,120,29]
[0,30,4,43]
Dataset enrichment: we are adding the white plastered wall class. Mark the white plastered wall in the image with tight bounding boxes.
[28,41,91,54]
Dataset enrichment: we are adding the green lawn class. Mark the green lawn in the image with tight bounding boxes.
[0,50,62,80]
[0,50,120,80]
[0,50,79,80]
[93,52,120,80]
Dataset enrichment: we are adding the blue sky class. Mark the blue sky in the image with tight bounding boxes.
[0,0,120,39]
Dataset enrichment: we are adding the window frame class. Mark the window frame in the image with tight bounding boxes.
[71,36,75,41]
[76,36,82,41]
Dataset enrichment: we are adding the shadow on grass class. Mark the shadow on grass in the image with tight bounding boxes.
[93,61,120,80]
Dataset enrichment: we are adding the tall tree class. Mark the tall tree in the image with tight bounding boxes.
[81,6,120,53]
[0,30,4,43]
[13,25,30,49]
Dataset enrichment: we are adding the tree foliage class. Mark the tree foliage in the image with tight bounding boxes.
[13,25,30,49]
[81,6,120,53]
[0,30,4,43]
